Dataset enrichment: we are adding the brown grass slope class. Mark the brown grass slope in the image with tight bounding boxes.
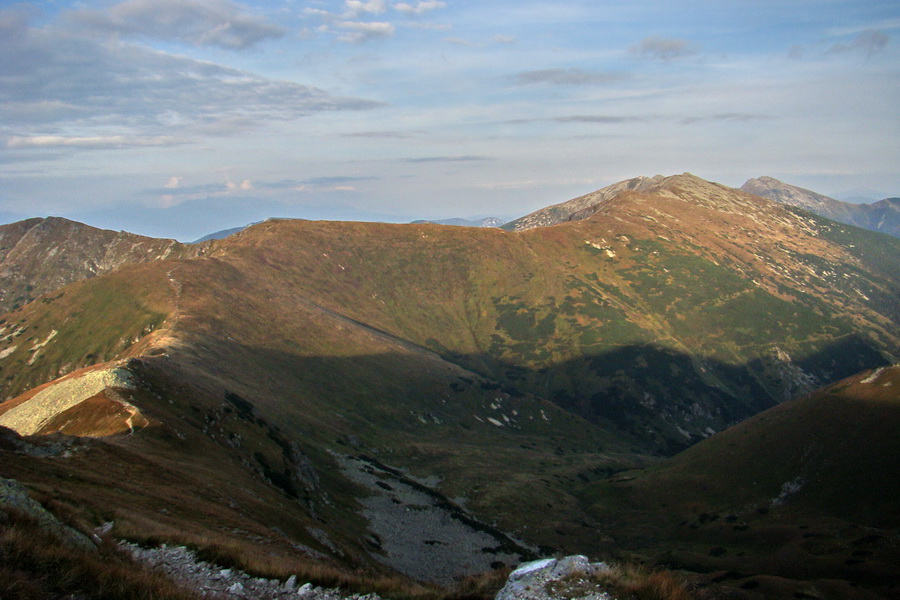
[0,173,898,592]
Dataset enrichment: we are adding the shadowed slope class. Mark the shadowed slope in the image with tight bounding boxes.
[580,365,900,598]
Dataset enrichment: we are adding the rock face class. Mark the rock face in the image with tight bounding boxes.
[742,176,900,238]
[0,364,144,437]
[0,216,203,313]
[495,555,612,600]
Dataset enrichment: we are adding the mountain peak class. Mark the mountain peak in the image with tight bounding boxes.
[504,173,751,232]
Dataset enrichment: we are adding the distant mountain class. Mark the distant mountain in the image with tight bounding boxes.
[742,176,900,238]
[192,225,248,243]
[410,217,505,227]
[1,173,898,595]
[0,217,203,314]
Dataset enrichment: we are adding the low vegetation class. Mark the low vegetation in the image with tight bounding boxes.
[545,563,692,600]
[0,507,198,600]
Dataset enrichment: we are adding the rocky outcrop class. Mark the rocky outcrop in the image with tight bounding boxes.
[0,364,141,436]
[495,555,612,600]
[0,477,96,551]
[502,176,663,231]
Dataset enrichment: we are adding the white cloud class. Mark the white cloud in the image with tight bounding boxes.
[336,20,396,42]
[344,0,388,17]
[70,0,285,50]
[393,1,446,15]
[225,178,253,191]
[164,176,182,189]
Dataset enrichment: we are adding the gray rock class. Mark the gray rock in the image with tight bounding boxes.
[284,574,298,591]
[495,555,612,600]
[228,581,245,593]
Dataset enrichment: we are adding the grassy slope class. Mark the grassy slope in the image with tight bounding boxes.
[580,365,900,598]
[0,175,898,595]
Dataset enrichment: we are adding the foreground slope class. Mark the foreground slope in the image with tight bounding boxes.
[582,364,900,599]
[742,176,900,238]
[0,173,898,590]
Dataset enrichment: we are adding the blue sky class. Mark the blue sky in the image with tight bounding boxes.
[1,0,898,240]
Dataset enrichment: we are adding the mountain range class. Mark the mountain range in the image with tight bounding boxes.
[0,173,897,599]
[742,176,900,238]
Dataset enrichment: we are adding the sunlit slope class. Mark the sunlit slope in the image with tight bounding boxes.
[0,216,201,313]
[196,174,898,450]
[2,175,897,454]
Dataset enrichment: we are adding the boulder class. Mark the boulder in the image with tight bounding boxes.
[495,555,611,600]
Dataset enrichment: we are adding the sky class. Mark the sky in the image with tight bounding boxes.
[1,0,899,241]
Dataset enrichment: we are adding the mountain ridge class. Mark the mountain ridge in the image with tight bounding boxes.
[742,176,900,238]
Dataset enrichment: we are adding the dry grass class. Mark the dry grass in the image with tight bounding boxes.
[546,563,692,600]
[0,508,199,600]
[597,563,692,600]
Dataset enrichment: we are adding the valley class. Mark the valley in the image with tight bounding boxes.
[0,173,898,599]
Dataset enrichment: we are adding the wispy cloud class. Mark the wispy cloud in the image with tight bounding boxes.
[680,113,774,125]
[630,36,697,61]
[7,135,181,149]
[826,30,889,57]
[554,115,644,124]
[344,0,388,17]
[70,0,285,50]
[393,1,446,16]
[404,155,490,163]
[342,130,422,138]
[514,68,624,86]
[0,12,381,144]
